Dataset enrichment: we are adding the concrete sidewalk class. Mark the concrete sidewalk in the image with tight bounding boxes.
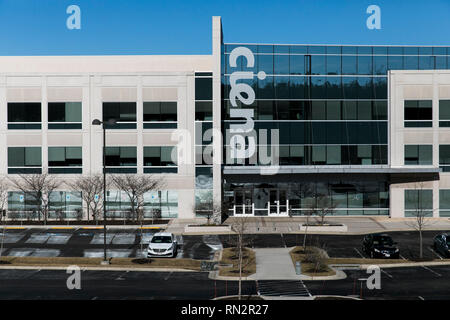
[173,216,450,235]
[249,248,301,280]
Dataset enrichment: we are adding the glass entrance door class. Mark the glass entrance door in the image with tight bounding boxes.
[234,190,254,216]
[268,189,289,216]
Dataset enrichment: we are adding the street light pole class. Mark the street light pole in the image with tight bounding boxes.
[92,118,116,265]
[102,123,107,264]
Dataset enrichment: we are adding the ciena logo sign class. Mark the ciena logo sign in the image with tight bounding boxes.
[227,46,279,174]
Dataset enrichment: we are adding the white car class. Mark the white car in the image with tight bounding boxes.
[147,232,178,258]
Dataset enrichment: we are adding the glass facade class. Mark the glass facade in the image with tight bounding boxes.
[195,72,213,217]
[221,44,450,216]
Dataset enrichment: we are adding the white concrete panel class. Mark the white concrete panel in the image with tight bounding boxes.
[7,134,42,146]
[142,87,178,101]
[0,56,212,74]
[7,87,41,101]
[47,133,83,146]
[101,87,137,101]
[47,76,85,87]
[47,87,83,101]
[402,85,433,99]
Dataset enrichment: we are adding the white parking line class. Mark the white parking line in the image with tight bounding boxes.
[418,296,425,300]
[399,254,407,260]
[353,248,365,258]
[381,269,393,279]
[429,247,443,260]
[164,271,173,281]
[421,265,442,277]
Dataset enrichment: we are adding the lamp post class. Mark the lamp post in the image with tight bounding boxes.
[92,118,116,265]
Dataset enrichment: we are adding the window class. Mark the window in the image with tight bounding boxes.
[439,100,450,127]
[195,77,212,100]
[7,191,40,219]
[105,190,134,218]
[8,103,41,129]
[102,102,136,129]
[439,145,450,172]
[48,147,82,174]
[440,190,450,217]
[48,191,83,219]
[105,147,137,173]
[143,146,177,173]
[48,102,82,129]
[8,147,42,174]
[404,100,432,127]
[195,102,212,121]
[405,189,433,217]
[144,190,178,218]
[143,102,177,128]
[404,145,432,165]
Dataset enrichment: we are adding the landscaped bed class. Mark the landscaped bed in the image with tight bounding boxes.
[218,247,256,277]
[289,246,336,277]
[0,256,202,271]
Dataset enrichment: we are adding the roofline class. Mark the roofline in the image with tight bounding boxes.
[224,42,450,47]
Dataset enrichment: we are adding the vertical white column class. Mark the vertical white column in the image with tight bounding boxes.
[41,76,48,173]
[212,16,223,217]
[433,72,440,217]
[136,76,143,174]
[0,76,7,175]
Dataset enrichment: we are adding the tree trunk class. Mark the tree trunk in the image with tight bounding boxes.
[303,214,309,251]
[238,234,242,300]
[419,229,423,259]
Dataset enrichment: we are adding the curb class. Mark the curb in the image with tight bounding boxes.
[0,265,199,272]
[0,225,166,230]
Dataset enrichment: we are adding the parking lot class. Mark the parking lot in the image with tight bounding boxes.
[0,229,222,260]
[218,230,450,260]
[0,228,449,261]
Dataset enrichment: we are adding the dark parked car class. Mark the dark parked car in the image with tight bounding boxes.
[433,233,450,258]
[362,234,400,259]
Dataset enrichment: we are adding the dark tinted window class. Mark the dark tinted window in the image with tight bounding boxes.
[8,103,41,122]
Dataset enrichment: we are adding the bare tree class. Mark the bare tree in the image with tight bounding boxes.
[0,177,9,259]
[313,194,335,226]
[66,174,105,222]
[8,173,61,224]
[405,183,434,259]
[111,174,164,252]
[230,217,252,300]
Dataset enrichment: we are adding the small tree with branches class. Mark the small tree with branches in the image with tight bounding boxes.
[0,177,9,259]
[230,217,254,300]
[111,174,164,252]
[8,173,61,224]
[67,174,105,222]
[313,194,335,226]
[405,182,434,260]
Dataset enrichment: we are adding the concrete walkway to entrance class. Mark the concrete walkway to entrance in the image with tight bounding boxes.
[166,216,450,235]
[249,248,301,280]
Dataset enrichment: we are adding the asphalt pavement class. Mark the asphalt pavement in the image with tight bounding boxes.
[305,265,450,300]
[1,228,449,261]
[0,228,221,260]
[0,269,256,300]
